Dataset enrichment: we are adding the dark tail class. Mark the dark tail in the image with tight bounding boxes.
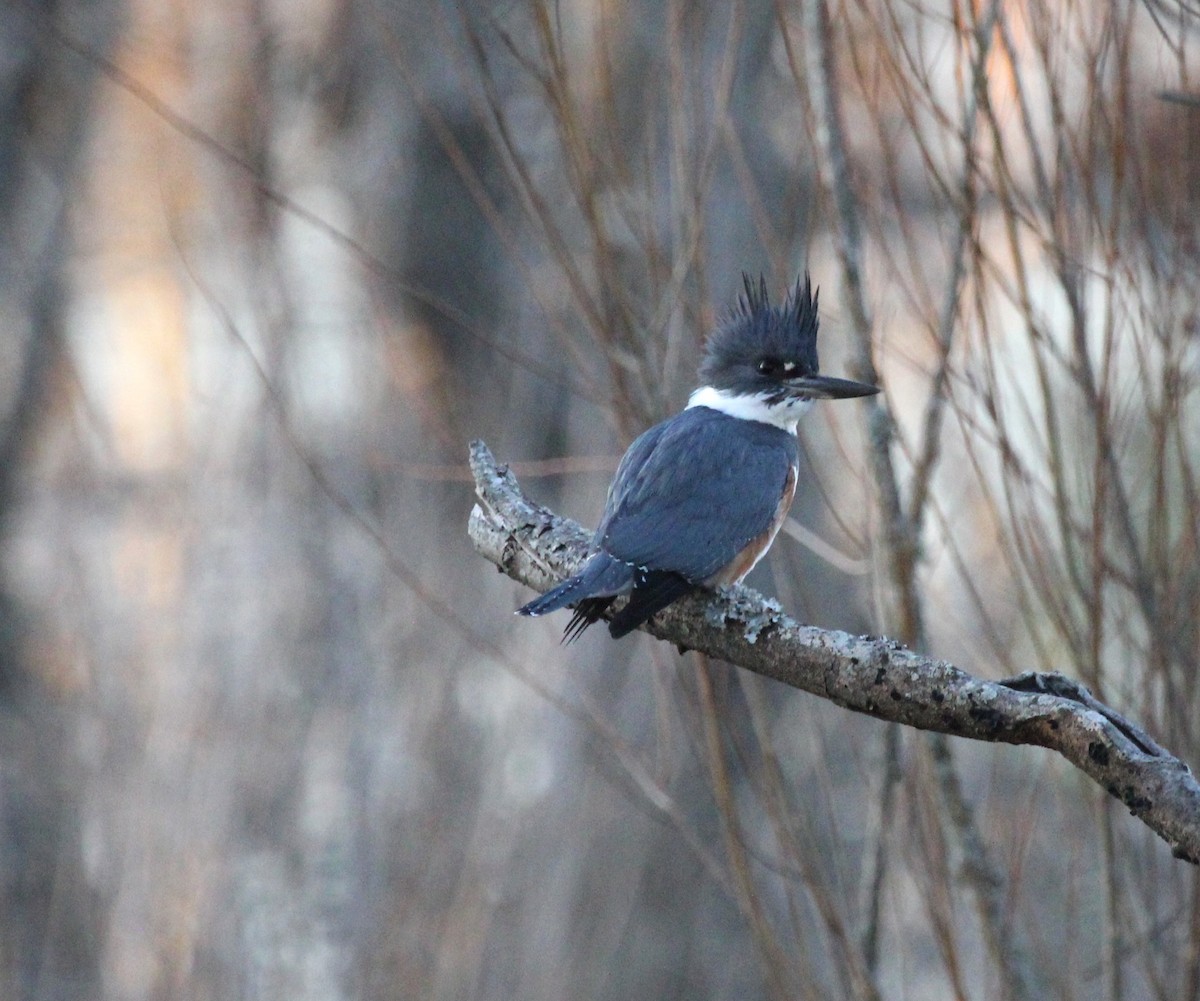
[519,557,694,642]
[606,571,694,638]
[562,596,617,644]
[518,552,633,622]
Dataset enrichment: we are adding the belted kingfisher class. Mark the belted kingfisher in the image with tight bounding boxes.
[519,274,878,641]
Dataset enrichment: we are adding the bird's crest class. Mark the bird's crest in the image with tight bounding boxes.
[731,272,818,333]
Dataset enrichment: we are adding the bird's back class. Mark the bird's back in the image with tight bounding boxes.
[596,405,800,584]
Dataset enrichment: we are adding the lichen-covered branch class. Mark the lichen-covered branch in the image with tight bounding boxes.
[468,440,1200,865]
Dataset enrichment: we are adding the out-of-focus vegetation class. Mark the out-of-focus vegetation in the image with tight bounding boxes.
[1,1,1198,999]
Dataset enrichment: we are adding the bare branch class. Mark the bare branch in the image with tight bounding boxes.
[468,439,1200,866]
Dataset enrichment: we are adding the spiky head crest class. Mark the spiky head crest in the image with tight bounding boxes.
[698,274,821,392]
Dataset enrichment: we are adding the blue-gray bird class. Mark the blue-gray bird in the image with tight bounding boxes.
[519,274,878,641]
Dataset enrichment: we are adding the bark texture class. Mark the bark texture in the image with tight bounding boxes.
[467,440,1200,865]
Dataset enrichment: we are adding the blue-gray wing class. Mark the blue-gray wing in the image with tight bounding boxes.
[596,407,799,582]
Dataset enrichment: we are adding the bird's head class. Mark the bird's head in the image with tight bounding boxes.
[697,275,879,414]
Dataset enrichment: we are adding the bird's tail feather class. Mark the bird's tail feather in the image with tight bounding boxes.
[562,597,616,644]
[608,572,694,638]
[517,553,633,619]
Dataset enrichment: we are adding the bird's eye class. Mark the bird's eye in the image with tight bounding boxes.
[757,358,800,377]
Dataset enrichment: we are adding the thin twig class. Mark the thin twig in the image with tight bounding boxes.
[793,1,1043,992]
[694,653,796,1001]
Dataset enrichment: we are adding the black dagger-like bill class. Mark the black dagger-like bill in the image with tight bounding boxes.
[784,374,879,399]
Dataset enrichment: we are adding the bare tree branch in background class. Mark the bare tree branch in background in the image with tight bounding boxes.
[468,440,1200,865]
[791,1,1041,993]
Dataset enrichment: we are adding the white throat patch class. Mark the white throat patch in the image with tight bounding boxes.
[686,385,812,433]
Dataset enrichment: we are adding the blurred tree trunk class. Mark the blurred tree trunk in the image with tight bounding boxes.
[0,3,119,998]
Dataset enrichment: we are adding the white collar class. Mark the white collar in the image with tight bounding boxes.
[685,385,811,434]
